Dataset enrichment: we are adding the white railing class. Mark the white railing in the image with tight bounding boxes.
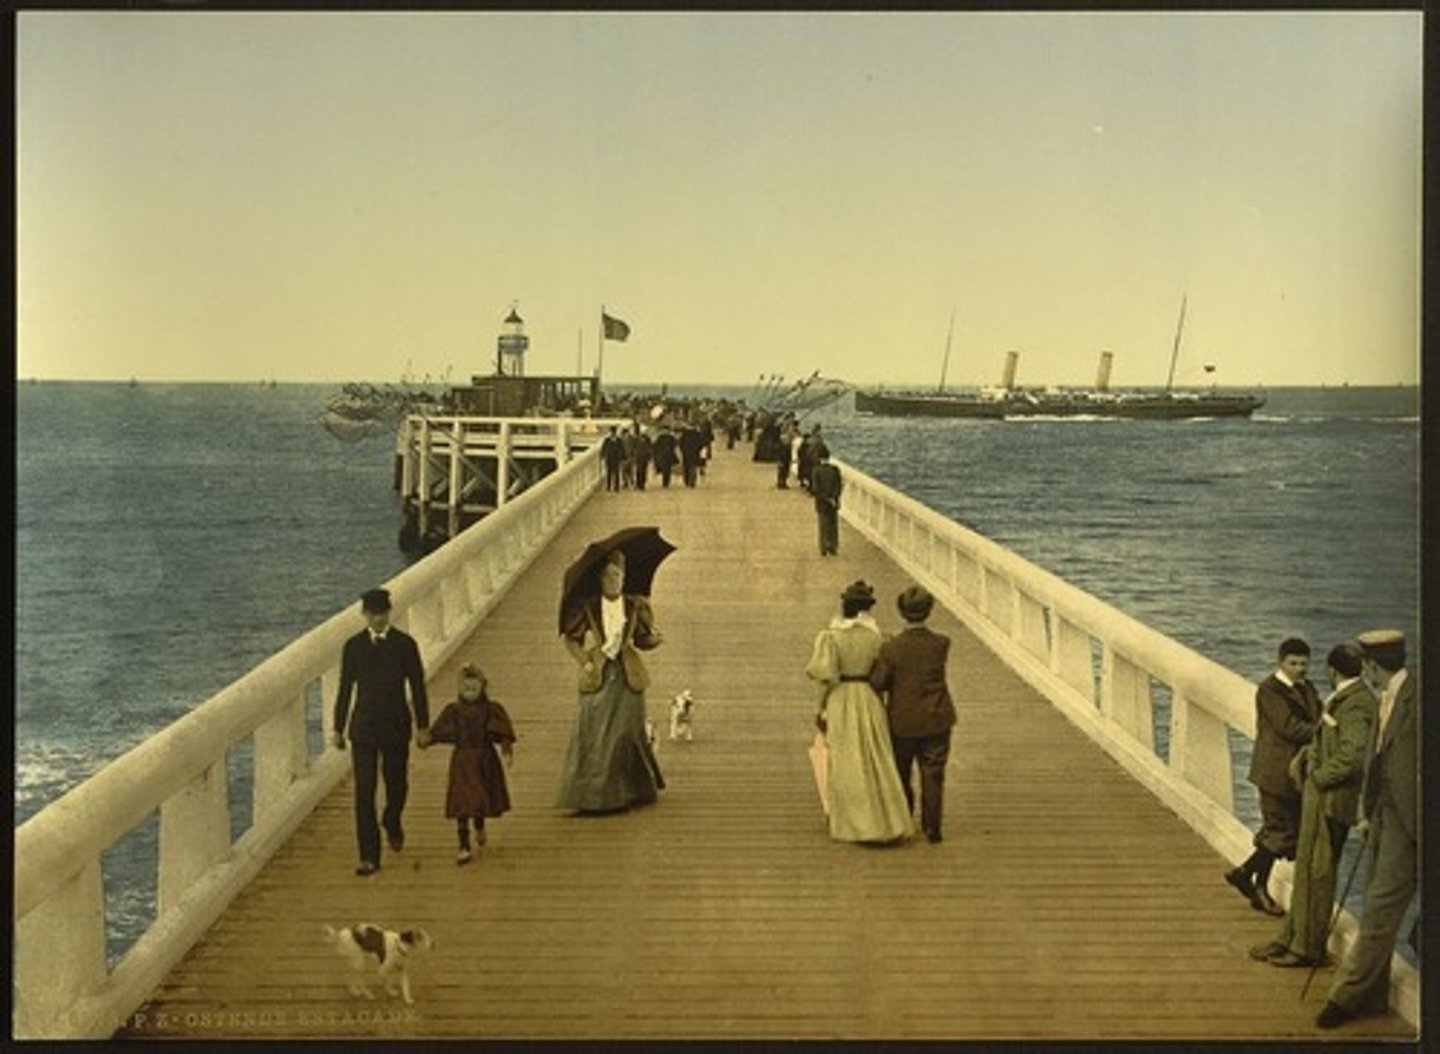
[836,458,1418,1026]
[12,447,606,1039]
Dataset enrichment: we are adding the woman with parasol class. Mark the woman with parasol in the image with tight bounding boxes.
[806,580,914,843]
[554,529,672,813]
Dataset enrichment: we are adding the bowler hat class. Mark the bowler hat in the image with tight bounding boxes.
[360,587,392,613]
[459,662,485,679]
[840,580,876,608]
[897,585,934,622]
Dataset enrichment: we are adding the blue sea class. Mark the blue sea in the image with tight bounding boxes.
[14,380,1420,960]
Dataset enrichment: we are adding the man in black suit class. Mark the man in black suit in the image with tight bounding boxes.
[678,420,705,487]
[810,445,843,556]
[334,588,431,875]
[652,425,677,488]
[600,426,624,492]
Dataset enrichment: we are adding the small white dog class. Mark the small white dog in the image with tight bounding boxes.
[669,689,696,741]
[323,923,434,1005]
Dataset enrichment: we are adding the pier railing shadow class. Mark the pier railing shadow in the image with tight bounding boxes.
[836,456,1418,1026]
[12,446,606,1039]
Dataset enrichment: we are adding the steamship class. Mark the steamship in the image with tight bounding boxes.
[854,299,1265,420]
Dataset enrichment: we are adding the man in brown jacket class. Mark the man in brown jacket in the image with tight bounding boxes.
[1226,637,1321,914]
[870,585,957,844]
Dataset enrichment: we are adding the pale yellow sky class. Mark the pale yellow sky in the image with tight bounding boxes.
[17,11,1423,387]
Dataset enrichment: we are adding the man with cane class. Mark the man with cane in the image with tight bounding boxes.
[1248,643,1375,968]
[1315,629,1417,1029]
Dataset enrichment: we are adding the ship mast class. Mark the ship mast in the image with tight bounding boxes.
[937,308,956,393]
[1164,294,1188,392]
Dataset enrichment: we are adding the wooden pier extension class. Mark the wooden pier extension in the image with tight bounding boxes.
[120,448,1415,1041]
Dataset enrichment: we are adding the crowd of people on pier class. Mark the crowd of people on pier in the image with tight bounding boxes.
[330,422,1417,1034]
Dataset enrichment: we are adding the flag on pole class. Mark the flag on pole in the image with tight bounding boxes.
[601,311,631,342]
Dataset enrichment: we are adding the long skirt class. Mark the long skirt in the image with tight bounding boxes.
[825,682,914,843]
[555,658,665,812]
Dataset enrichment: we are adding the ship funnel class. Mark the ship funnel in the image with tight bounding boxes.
[1095,351,1114,392]
[1000,350,1019,390]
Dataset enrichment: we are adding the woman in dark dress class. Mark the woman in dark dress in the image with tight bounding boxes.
[554,551,665,812]
[427,663,516,864]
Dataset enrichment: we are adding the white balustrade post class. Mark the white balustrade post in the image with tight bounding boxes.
[1017,591,1048,661]
[1101,647,1155,749]
[14,858,106,1037]
[1052,615,1096,703]
[254,692,308,826]
[320,667,340,742]
[1169,692,1235,811]
[496,422,512,508]
[399,417,415,498]
[449,419,463,539]
[158,761,232,914]
[417,418,431,537]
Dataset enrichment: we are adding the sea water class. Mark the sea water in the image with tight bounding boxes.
[15,380,1420,960]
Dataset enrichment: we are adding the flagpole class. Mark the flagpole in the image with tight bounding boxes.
[597,306,606,406]
[577,327,583,375]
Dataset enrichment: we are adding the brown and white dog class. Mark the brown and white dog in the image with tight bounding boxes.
[669,689,695,741]
[323,923,434,1005]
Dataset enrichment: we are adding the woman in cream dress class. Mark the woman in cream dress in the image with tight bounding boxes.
[806,580,913,843]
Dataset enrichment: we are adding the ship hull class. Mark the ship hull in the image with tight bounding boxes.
[854,389,1264,420]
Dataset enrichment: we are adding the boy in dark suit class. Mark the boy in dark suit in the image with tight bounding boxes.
[334,587,431,875]
[1226,637,1320,914]
[869,585,957,844]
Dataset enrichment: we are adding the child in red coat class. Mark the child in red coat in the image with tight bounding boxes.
[427,663,516,864]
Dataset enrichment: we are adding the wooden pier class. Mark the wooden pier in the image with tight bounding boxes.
[113,449,1416,1041]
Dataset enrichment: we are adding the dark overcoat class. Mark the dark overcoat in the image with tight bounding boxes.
[869,626,957,739]
[1247,673,1320,797]
[334,627,429,745]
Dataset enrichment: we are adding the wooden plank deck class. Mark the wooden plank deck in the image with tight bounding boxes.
[119,446,1415,1041]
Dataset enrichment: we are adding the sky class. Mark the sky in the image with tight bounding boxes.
[16,11,1423,388]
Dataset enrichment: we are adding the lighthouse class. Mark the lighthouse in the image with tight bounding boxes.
[496,303,529,377]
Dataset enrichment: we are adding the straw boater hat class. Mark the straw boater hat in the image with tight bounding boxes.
[897,585,934,622]
[840,580,876,608]
[1356,628,1406,668]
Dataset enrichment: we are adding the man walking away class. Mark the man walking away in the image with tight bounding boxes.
[869,585,957,844]
[810,446,842,556]
[601,426,624,492]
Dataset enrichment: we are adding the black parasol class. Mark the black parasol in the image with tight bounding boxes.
[558,526,677,633]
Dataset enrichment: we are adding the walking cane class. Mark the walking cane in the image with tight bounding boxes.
[1301,824,1369,1001]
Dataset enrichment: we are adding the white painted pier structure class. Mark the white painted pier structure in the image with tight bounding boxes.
[13,436,1421,1041]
